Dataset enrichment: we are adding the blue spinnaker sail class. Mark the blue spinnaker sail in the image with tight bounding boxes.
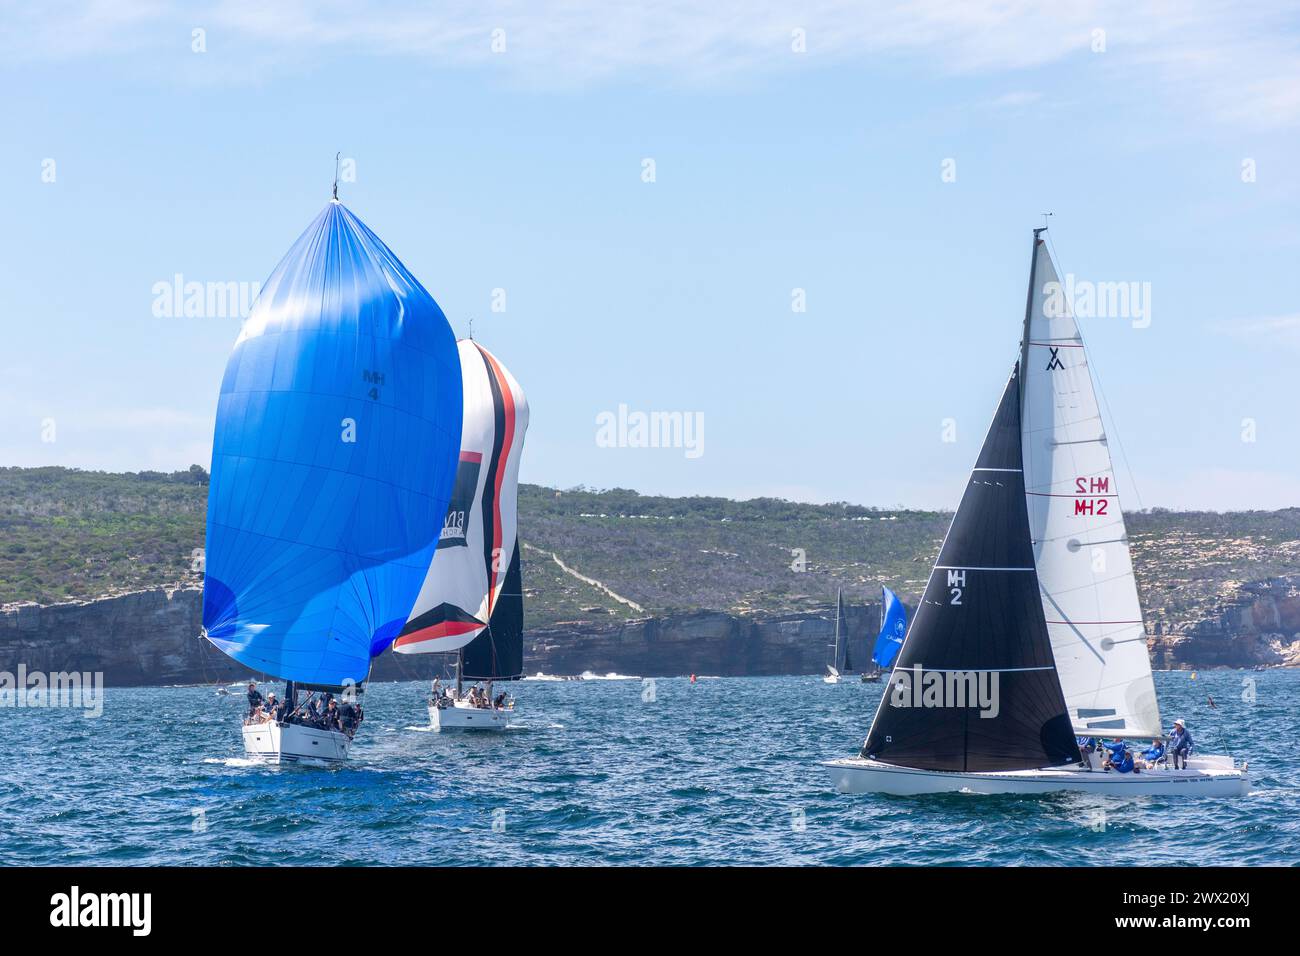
[201,201,463,687]
[872,586,907,669]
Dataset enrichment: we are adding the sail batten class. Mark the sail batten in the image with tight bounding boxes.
[1020,239,1161,738]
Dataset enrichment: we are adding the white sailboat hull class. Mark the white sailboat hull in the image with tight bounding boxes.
[428,700,512,732]
[242,721,350,764]
[823,756,1250,797]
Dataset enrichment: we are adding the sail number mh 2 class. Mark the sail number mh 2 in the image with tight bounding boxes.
[947,569,965,605]
[1074,476,1110,516]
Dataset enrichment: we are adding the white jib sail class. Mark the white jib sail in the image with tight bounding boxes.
[393,339,530,655]
[1020,237,1161,738]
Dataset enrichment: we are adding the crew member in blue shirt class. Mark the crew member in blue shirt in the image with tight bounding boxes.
[1103,741,1135,773]
[1168,719,1193,769]
[1139,739,1165,768]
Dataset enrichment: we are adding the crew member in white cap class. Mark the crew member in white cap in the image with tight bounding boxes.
[1168,718,1193,769]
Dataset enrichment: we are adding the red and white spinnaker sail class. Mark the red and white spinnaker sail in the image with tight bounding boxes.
[393,340,529,655]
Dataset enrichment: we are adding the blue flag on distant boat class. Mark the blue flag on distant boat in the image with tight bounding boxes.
[201,201,463,688]
[872,586,907,669]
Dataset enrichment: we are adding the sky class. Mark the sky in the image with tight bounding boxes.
[2,1,1298,511]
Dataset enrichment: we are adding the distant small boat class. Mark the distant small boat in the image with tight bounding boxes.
[823,589,852,683]
[824,229,1249,797]
[861,586,906,682]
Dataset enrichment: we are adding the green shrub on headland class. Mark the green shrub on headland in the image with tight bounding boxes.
[1,467,1296,636]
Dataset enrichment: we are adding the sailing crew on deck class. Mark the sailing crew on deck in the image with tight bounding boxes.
[1168,719,1193,769]
[322,699,341,732]
[339,699,357,735]
[264,692,281,722]
[247,682,264,716]
[1103,741,1135,773]
[1076,737,1098,769]
[1137,739,1166,769]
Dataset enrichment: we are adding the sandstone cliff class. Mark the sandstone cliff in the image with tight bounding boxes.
[1149,575,1300,669]
[4,580,1297,687]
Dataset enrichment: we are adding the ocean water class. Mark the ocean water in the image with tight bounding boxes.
[2,670,1296,866]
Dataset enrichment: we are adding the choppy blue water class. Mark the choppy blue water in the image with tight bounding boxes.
[2,670,1296,866]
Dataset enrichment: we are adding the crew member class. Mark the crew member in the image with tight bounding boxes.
[1168,719,1193,769]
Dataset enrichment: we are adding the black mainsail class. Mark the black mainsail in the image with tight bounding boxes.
[861,364,1079,772]
[837,590,853,672]
[461,541,524,681]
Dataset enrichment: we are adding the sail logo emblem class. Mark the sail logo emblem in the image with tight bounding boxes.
[441,509,467,541]
[887,664,1001,718]
[1045,347,1065,371]
[436,454,482,550]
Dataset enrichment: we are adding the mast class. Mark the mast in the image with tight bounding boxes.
[840,590,853,672]
[834,588,842,666]
[1019,226,1047,410]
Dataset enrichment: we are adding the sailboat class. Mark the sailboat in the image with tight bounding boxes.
[200,196,463,764]
[392,339,529,731]
[823,590,853,683]
[823,230,1249,796]
[862,586,907,682]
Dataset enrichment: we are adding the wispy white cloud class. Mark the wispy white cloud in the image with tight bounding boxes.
[984,89,1043,110]
[4,1,1300,127]
[1213,314,1300,351]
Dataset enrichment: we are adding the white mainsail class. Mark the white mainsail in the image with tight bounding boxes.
[393,339,529,655]
[1020,235,1161,738]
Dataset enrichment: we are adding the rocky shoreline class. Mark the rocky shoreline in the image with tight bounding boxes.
[3,578,1299,687]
